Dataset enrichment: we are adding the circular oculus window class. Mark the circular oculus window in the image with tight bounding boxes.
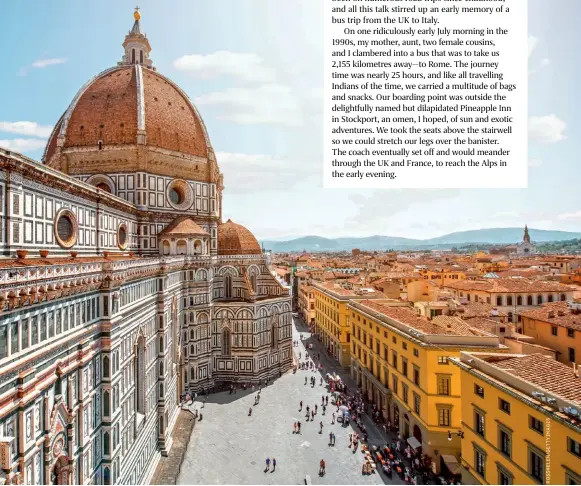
[167,179,193,210]
[54,209,78,249]
[117,223,128,250]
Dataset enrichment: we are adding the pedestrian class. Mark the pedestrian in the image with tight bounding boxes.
[248,407,252,416]
[321,395,325,405]
[320,377,323,386]
[306,405,310,413]
[319,421,323,433]
[272,458,276,472]
[332,412,335,424]
[329,431,333,445]
[265,458,270,472]
[311,410,315,420]
[299,400,303,411]
[322,405,326,415]
[293,422,297,433]
[332,432,336,445]
[315,404,318,414]
[304,377,307,385]
[349,433,352,446]
[319,458,326,476]
[297,421,301,433]
[325,396,328,406]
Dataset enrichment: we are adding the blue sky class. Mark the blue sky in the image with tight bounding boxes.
[0,0,577,240]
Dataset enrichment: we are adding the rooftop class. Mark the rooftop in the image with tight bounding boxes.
[444,277,573,293]
[456,352,581,412]
[520,301,581,331]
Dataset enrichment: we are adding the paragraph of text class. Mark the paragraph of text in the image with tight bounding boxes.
[323,0,528,188]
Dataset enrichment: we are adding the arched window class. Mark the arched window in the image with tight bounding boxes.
[496,296,503,306]
[162,240,170,256]
[548,294,554,303]
[103,390,110,417]
[507,312,513,322]
[506,296,513,306]
[132,48,135,64]
[103,432,110,456]
[140,50,144,64]
[251,274,257,293]
[537,295,543,305]
[224,275,232,299]
[177,240,187,255]
[194,240,202,255]
[222,329,231,356]
[527,295,533,306]
[104,466,111,485]
[159,383,164,399]
[560,293,567,301]
[159,362,164,377]
[271,318,278,349]
[517,296,523,306]
[103,356,110,378]
[136,336,145,414]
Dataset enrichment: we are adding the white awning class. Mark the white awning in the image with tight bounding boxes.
[407,436,422,449]
[441,455,462,476]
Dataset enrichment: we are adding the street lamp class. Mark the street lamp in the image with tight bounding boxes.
[448,430,464,441]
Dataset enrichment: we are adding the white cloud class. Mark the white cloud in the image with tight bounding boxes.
[528,114,566,144]
[19,58,67,76]
[216,152,317,193]
[196,84,305,127]
[557,211,581,221]
[174,51,275,83]
[0,121,53,138]
[31,58,67,68]
[0,139,47,152]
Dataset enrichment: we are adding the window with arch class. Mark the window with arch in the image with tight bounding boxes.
[103,432,110,456]
[506,296,513,306]
[103,390,110,417]
[271,320,278,348]
[560,294,567,301]
[496,296,503,306]
[132,48,135,64]
[104,466,111,485]
[537,295,543,305]
[222,328,231,356]
[162,240,170,256]
[250,274,257,293]
[194,240,202,255]
[135,336,145,414]
[527,295,533,306]
[176,240,187,255]
[548,294,554,302]
[140,50,144,64]
[103,356,110,378]
[517,296,523,306]
[224,275,233,299]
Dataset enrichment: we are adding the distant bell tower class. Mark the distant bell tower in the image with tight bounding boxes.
[119,7,154,69]
[523,224,531,243]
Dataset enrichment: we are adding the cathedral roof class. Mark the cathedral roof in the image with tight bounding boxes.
[159,217,208,237]
[218,219,262,256]
[42,9,214,178]
[43,65,211,163]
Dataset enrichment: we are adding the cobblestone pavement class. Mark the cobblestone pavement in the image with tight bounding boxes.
[177,318,404,485]
[152,410,196,484]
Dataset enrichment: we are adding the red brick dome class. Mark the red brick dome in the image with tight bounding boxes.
[43,65,211,165]
[218,219,262,256]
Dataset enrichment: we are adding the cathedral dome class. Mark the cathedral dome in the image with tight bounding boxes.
[42,9,218,184]
[218,219,262,256]
[43,65,210,163]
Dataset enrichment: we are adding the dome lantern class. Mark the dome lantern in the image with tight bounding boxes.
[119,7,153,69]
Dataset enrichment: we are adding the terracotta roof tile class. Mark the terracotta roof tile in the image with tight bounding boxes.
[159,216,208,237]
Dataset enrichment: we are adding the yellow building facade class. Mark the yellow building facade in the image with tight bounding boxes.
[313,282,384,367]
[348,300,508,473]
[452,352,581,485]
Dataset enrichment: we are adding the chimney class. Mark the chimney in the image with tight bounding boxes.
[547,310,555,318]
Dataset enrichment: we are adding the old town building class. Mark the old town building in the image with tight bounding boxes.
[452,352,581,485]
[0,10,291,485]
[348,301,507,473]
